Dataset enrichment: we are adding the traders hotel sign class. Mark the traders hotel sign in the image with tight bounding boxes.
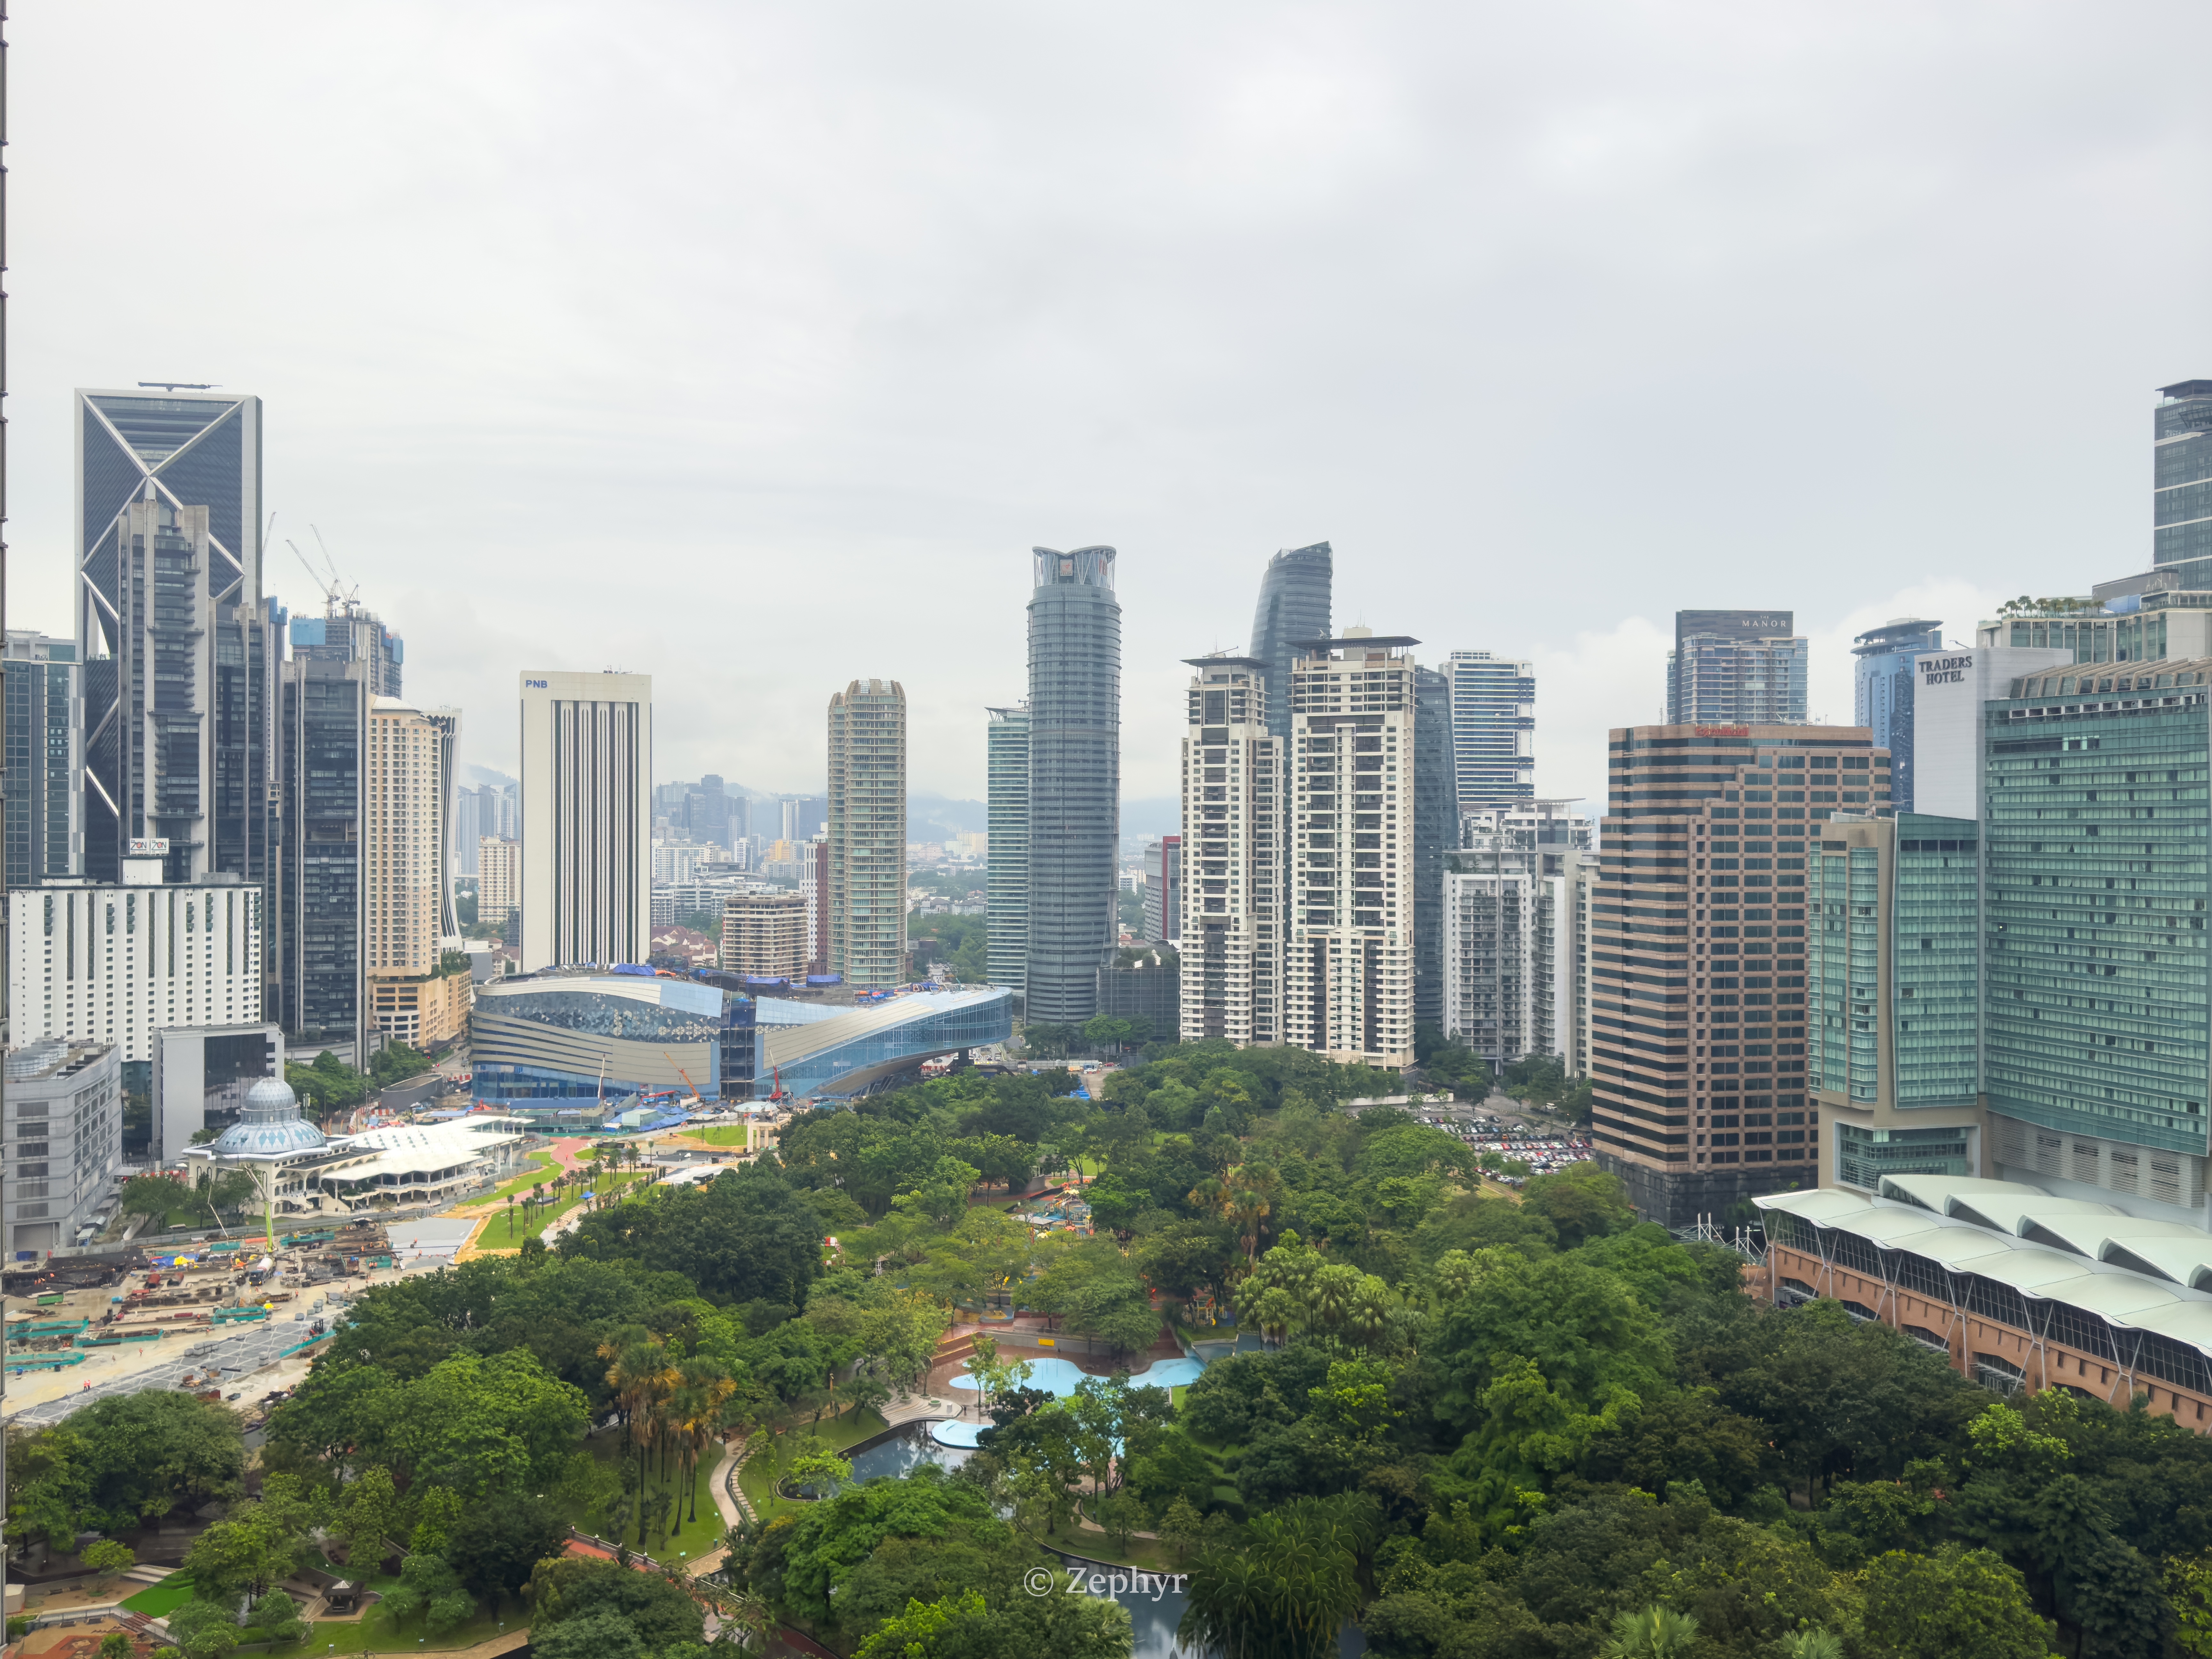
[1920,654,1973,685]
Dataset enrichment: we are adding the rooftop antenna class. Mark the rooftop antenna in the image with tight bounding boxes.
[135,381,218,392]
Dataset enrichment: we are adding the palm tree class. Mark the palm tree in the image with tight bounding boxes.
[601,1338,679,1544]
[1186,1176,1228,1218]
[675,1360,737,1523]
[1598,1606,1701,1659]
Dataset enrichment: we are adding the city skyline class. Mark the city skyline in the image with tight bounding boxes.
[12,8,2204,816]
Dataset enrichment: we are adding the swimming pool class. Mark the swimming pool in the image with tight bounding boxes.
[946,1353,1203,1399]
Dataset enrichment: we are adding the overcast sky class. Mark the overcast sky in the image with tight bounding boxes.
[13,3,2210,818]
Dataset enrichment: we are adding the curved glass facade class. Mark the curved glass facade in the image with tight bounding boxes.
[764,986,1014,1100]
[1026,546,1120,1024]
[1249,543,1332,743]
[470,975,724,1109]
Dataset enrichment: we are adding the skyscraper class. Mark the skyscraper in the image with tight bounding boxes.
[75,390,269,888]
[1851,619,1944,812]
[1142,835,1181,944]
[827,679,908,987]
[1248,542,1332,742]
[1283,630,1418,1069]
[986,703,1030,988]
[2156,379,2212,576]
[1667,610,1808,726]
[4,631,81,890]
[277,654,369,1048]
[365,700,470,1051]
[1978,657,2212,1218]
[291,602,404,697]
[1445,651,1535,810]
[520,671,652,971]
[1412,663,1457,1030]
[1443,802,1594,1069]
[1177,657,1282,1045]
[1592,722,1891,1224]
[1026,546,1120,1024]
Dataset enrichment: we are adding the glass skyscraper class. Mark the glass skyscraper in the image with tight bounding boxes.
[1981,663,2211,1209]
[2156,379,2212,576]
[74,390,268,888]
[1026,546,1120,1024]
[1248,542,1332,741]
[1851,619,1945,812]
[986,703,1030,987]
[1667,610,1808,726]
[1445,650,1535,810]
[4,632,81,891]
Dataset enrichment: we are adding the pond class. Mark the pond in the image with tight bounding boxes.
[947,1353,1206,1399]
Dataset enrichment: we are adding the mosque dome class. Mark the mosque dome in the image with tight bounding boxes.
[207,1076,328,1156]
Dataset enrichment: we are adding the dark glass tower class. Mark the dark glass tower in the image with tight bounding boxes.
[1249,542,1332,741]
[74,389,266,887]
[1412,663,1457,1031]
[277,657,367,1049]
[1026,546,1120,1024]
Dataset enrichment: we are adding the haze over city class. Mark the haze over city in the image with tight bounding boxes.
[12,3,2208,809]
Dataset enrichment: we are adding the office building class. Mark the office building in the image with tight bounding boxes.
[1975,658,2212,1222]
[2157,379,2212,576]
[291,601,403,698]
[1026,546,1121,1024]
[721,891,810,980]
[4,631,81,890]
[1412,664,1458,1030]
[6,875,267,1065]
[1142,835,1181,944]
[1445,650,1535,810]
[1666,610,1808,726]
[1248,542,1332,743]
[151,1023,285,1166]
[986,703,1030,988]
[426,709,462,941]
[1282,631,1417,1069]
[277,654,369,1048]
[1098,948,1180,1036]
[520,671,652,971]
[453,782,519,878]
[781,795,828,843]
[1593,722,1893,1225]
[1806,812,1983,1192]
[4,1039,122,1253]
[76,390,272,890]
[1177,657,1283,1045]
[365,700,470,1051]
[827,679,908,987]
[1441,802,1591,1070]
[1850,620,1945,812]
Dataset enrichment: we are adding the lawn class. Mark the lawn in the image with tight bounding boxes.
[481,1149,560,1204]
[470,1172,647,1251]
[566,1430,735,1567]
[675,1125,757,1149]
[120,1575,196,1617]
[737,1407,895,1520]
[309,1596,510,1654]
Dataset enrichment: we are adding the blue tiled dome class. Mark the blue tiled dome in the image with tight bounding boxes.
[207,1077,328,1156]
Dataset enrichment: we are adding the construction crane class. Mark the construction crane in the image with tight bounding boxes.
[289,525,362,614]
[660,1051,706,1110]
